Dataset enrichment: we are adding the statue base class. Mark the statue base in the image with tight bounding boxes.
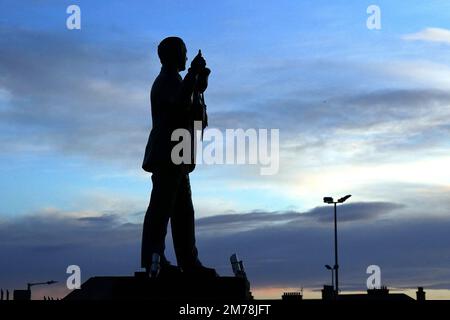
[64,271,253,301]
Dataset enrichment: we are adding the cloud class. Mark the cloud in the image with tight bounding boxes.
[212,82,450,169]
[2,26,450,169]
[196,201,403,233]
[305,202,404,223]
[0,26,156,166]
[197,210,300,231]
[403,27,450,44]
[77,214,119,224]
[380,60,450,90]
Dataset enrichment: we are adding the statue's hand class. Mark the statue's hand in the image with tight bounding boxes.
[196,67,211,93]
[190,50,206,74]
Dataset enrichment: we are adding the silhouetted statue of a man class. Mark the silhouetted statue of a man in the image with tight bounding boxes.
[141,36,215,277]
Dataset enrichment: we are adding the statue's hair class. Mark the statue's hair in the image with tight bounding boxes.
[158,37,185,66]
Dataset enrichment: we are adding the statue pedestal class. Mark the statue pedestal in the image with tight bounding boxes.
[64,272,253,301]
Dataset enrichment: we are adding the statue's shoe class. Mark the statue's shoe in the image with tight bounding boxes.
[159,262,183,277]
[182,265,219,278]
[144,255,182,278]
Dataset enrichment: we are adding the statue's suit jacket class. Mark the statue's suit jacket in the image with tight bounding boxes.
[142,66,207,173]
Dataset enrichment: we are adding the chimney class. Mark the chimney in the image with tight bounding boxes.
[367,286,389,296]
[416,287,426,302]
[282,291,303,301]
[322,285,336,301]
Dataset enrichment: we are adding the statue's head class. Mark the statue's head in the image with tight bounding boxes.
[157,36,187,71]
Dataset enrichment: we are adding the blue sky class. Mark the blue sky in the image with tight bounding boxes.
[1,0,450,299]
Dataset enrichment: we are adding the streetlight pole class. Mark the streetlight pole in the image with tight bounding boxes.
[323,195,351,295]
[334,202,339,294]
[331,268,334,289]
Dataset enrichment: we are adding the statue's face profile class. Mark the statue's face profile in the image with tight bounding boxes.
[177,42,187,72]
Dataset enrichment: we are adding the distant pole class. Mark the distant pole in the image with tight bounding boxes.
[323,195,351,295]
[334,202,339,294]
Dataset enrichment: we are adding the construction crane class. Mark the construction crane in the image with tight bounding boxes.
[27,280,58,291]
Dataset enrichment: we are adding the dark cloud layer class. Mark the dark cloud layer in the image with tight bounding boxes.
[1,201,449,298]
